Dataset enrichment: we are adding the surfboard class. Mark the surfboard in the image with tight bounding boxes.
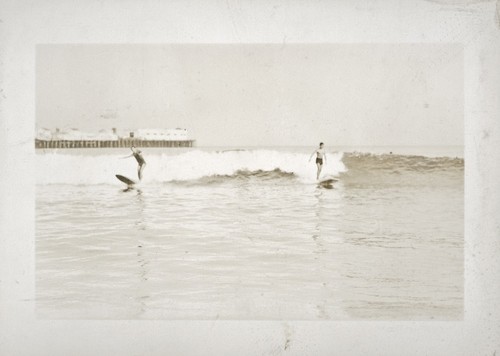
[318,177,338,187]
[116,174,136,186]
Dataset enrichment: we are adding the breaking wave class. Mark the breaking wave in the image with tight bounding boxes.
[35,148,463,186]
[36,149,347,185]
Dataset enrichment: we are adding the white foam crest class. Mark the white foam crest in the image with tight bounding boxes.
[36,150,347,185]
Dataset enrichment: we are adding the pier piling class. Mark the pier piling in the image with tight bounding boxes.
[35,139,195,149]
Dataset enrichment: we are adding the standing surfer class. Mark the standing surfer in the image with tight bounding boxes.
[123,146,146,181]
[309,142,326,180]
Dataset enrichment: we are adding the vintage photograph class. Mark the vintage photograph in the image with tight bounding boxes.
[35,44,463,320]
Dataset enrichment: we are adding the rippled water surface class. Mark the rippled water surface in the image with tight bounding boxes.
[36,147,463,319]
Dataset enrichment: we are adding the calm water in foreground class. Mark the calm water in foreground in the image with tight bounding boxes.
[36,146,463,319]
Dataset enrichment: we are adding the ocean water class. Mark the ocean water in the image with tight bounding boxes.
[35,146,463,320]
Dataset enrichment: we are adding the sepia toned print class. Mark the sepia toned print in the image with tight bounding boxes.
[35,44,463,320]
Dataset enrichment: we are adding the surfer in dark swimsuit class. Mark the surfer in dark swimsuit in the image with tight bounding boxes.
[309,142,326,180]
[124,146,146,181]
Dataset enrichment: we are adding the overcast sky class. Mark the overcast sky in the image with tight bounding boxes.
[36,44,463,147]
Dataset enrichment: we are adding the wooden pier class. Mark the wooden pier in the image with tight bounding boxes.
[35,139,195,149]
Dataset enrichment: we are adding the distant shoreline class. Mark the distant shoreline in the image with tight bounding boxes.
[35,145,464,159]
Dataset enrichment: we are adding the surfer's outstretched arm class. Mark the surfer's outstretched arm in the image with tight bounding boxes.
[121,147,140,159]
[309,150,317,162]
